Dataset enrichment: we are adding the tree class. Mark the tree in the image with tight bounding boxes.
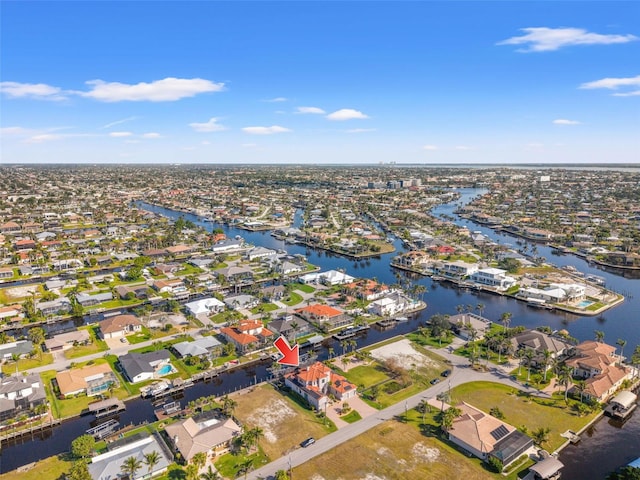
[595,330,605,344]
[617,338,627,364]
[606,466,640,480]
[71,434,96,459]
[236,457,254,480]
[476,303,485,317]
[531,427,551,446]
[200,466,222,480]
[274,470,290,480]
[28,327,46,346]
[500,312,512,333]
[542,349,552,382]
[67,461,92,480]
[439,406,461,432]
[574,379,587,403]
[524,349,535,382]
[631,345,640,379]
[222,395,237,417]
[185,463,200,480]
[120,456,142,480]
[557,363,573,403]
[144,450,161,477]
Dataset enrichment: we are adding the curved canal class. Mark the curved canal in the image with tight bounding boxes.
[1,190,638,477]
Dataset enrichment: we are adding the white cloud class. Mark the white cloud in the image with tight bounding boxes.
[422,145,438,151]
[189,117,227,132]
[81,77,224,102]
[142,132,162,139]
[497,27,638,52]
[1,126,35,136]
[579,74,640,96]
[242,125,291,135]
[25,134,63,143]
[326,109,369,121]
[101,116,138,129]
[553,119,581,125]
[264,97,288,102]
[0,81,66,100]
[109,131,133,137]
[346,128,377,133]
[296,106,326,114]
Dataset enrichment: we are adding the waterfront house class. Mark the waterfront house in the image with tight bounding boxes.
[215,265,254,284]
[447,313,491,341]
[152,278,187,296]
[172,337,222,359]
[220,320,274,353]
[284,361,357,411]
[437,260,479,279]
[566,340,631,402]
[0,267,14,279]
[185,297,225,317]
[260,285,286,302]
[510,330,573,368]
[295,304,350,329]
[246,246,277,261]
[343,279,391,301]
[211,238,244,254]
[37,297,72,316]
[469,268,517,291]
[0,340,34,361]
[0,304,22,322]
[75,291,113,307]
[299,270,356,286]
[114,284,149,300]
[44,329,90,352]
[55,363,118,397]
[98,314,143,339]
[224,294,259,311]
[448,402,533,468]
[88,433,172,480]
[0,373,47,422]
[268,315,313,340]
[165,412,241,462]
[118,350,172,384]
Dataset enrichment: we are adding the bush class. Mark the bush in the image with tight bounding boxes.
[487,456,503,473]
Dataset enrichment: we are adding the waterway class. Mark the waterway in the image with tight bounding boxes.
[1,190,639,476]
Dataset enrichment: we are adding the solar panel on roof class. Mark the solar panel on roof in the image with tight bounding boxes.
[490,425,509,441]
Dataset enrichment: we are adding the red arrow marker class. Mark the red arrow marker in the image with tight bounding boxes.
[274,336,299,366]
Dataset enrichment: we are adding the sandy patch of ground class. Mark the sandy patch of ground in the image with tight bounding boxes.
[362,475,388,480]
[246,398,296,443]
[4,285,39,299]
[411,443,440,463]
[369,338,438,370]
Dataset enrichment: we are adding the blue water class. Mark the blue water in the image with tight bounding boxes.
[577,300,595,308]
[157,365,172,375]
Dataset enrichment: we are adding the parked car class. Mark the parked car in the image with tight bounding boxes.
[441,369,451,377]
[430,378,439,385]
[300,437,315,448]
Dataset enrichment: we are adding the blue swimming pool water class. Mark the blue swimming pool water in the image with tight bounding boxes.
[577,300,594,308]
[158,365,172,375]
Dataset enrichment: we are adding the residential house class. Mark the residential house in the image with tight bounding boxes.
[220,320,274,353]
[284,361,357,411]
[88,433,172,480]
[260,285,286,302]
[367,292,416,318]
[215,266,254,284]
[224,294,259,311]
[44,329,90,352]
[268,315,313,340]
[566,340,631,402]
[118,350,173,384]
[0,222,21,234]
[448,402,533,468]
[447,313,491,341]
[246,246,277,261]
[510,330,573,368]
[172,337,222,359]
[344,279,390,301]
[98,314,143,339]
[392,250,431,269]
[37,297,72,316]
[0,340,34,361]
[295,304,350,329]
[469,268,517,291]
[75,291,113,307]
[276,260,304,276]
[153,278,188,297]
[0,304,22,322]
[437,260,479,279]
[153,263,181,275]
[165,244,194,256]
[165,412,242,462]
[211,238,244,254]
[299,270,355,286]
[114,284,149,300]
[0,373,47,422]
[0,267,14,279]
[55,363,118,397]
[185,297,225,317]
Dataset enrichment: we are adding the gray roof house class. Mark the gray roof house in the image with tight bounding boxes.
[0,373,47,422]
[173,337,222,358]
[88,433,172,480]
[224,294,259,310]
[76,291,113,307]
[0,340,34,360]
[119,350,171,384]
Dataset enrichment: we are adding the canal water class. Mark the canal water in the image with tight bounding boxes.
[1,190,638,477]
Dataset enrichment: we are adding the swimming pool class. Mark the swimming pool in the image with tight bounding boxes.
[577,300,594,308]
[157,364,173,375]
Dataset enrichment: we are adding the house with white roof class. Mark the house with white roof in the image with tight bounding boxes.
[469,268,517,291]
[172,337,222,359]
[185,297,225,316]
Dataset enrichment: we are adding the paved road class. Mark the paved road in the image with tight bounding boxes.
[247,343,544,480]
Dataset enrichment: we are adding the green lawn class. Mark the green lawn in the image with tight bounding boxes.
[341,410,362,423]
[282,291,303,306]
[250,303,279,314]
[175,263,204,276]
[1,353,54,375]
[293,283,315,293]
[64,326,108,359]
[0,454,72,480]
[215,450,270,479]
[341,363,390,388]
[450,381,600,451]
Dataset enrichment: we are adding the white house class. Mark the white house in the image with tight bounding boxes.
[469,268,517,291]
[185,297,225,316]
[439,260,479,278]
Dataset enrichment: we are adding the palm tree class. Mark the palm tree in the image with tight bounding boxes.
[574,379,587,403]
[237,458,254,480]
[327,347,334,359]
[531,427,551,447]
[557,364,573,403]
[500,312,512,333]
[616,338,627,364]
[120,456,142,480]
[222,395,237,417]
[200,466,221,480]
[594,330,605,344]
[143,450,160,477]
[524,349,535,382]
[542,349,552,382]
[476,303,485,317]
[191,451,207,470]
[631,345,640,379]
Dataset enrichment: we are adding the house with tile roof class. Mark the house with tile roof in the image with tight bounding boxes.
[0,373,47,422]
[165,412,241,462]
[448,402,533,468]
[98,314,142,339]
[284,361,357,411]
[566,340,631,402]
[220,320,274,354]
[295,304,350,329]
[55,363,118,397]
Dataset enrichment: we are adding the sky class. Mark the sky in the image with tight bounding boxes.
[1,1,639,165]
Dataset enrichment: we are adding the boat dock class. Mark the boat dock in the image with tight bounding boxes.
[88,398,126,419]
[560,429,581,444]
[604,391,638,420]
[154,401,181,420]
[332,325,370,341]
[374,319,395,329]
[86,419,119,440]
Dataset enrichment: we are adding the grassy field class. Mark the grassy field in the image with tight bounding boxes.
[281,291,303,306]
[293,419,496,480]
[341,363,389,388]
[293,283,315,294]
[1,353,54,375]
[450,381,599,451]
[0,455,71,480]
[231,384,335,460]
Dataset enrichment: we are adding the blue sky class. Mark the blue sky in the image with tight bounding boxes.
[1,1,638,164]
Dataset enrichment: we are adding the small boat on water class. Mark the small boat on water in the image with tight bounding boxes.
[395,316,409,322]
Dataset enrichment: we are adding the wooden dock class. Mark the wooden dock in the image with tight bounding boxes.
[86,419,119,440]
[88,398,126,419]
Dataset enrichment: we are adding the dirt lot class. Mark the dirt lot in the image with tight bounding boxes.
[293,420,494,480]
[231,384,333,459]
[369,338,440,370]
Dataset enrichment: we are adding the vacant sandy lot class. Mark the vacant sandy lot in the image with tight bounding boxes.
[369,338,439,371]
[4,285,39,300]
